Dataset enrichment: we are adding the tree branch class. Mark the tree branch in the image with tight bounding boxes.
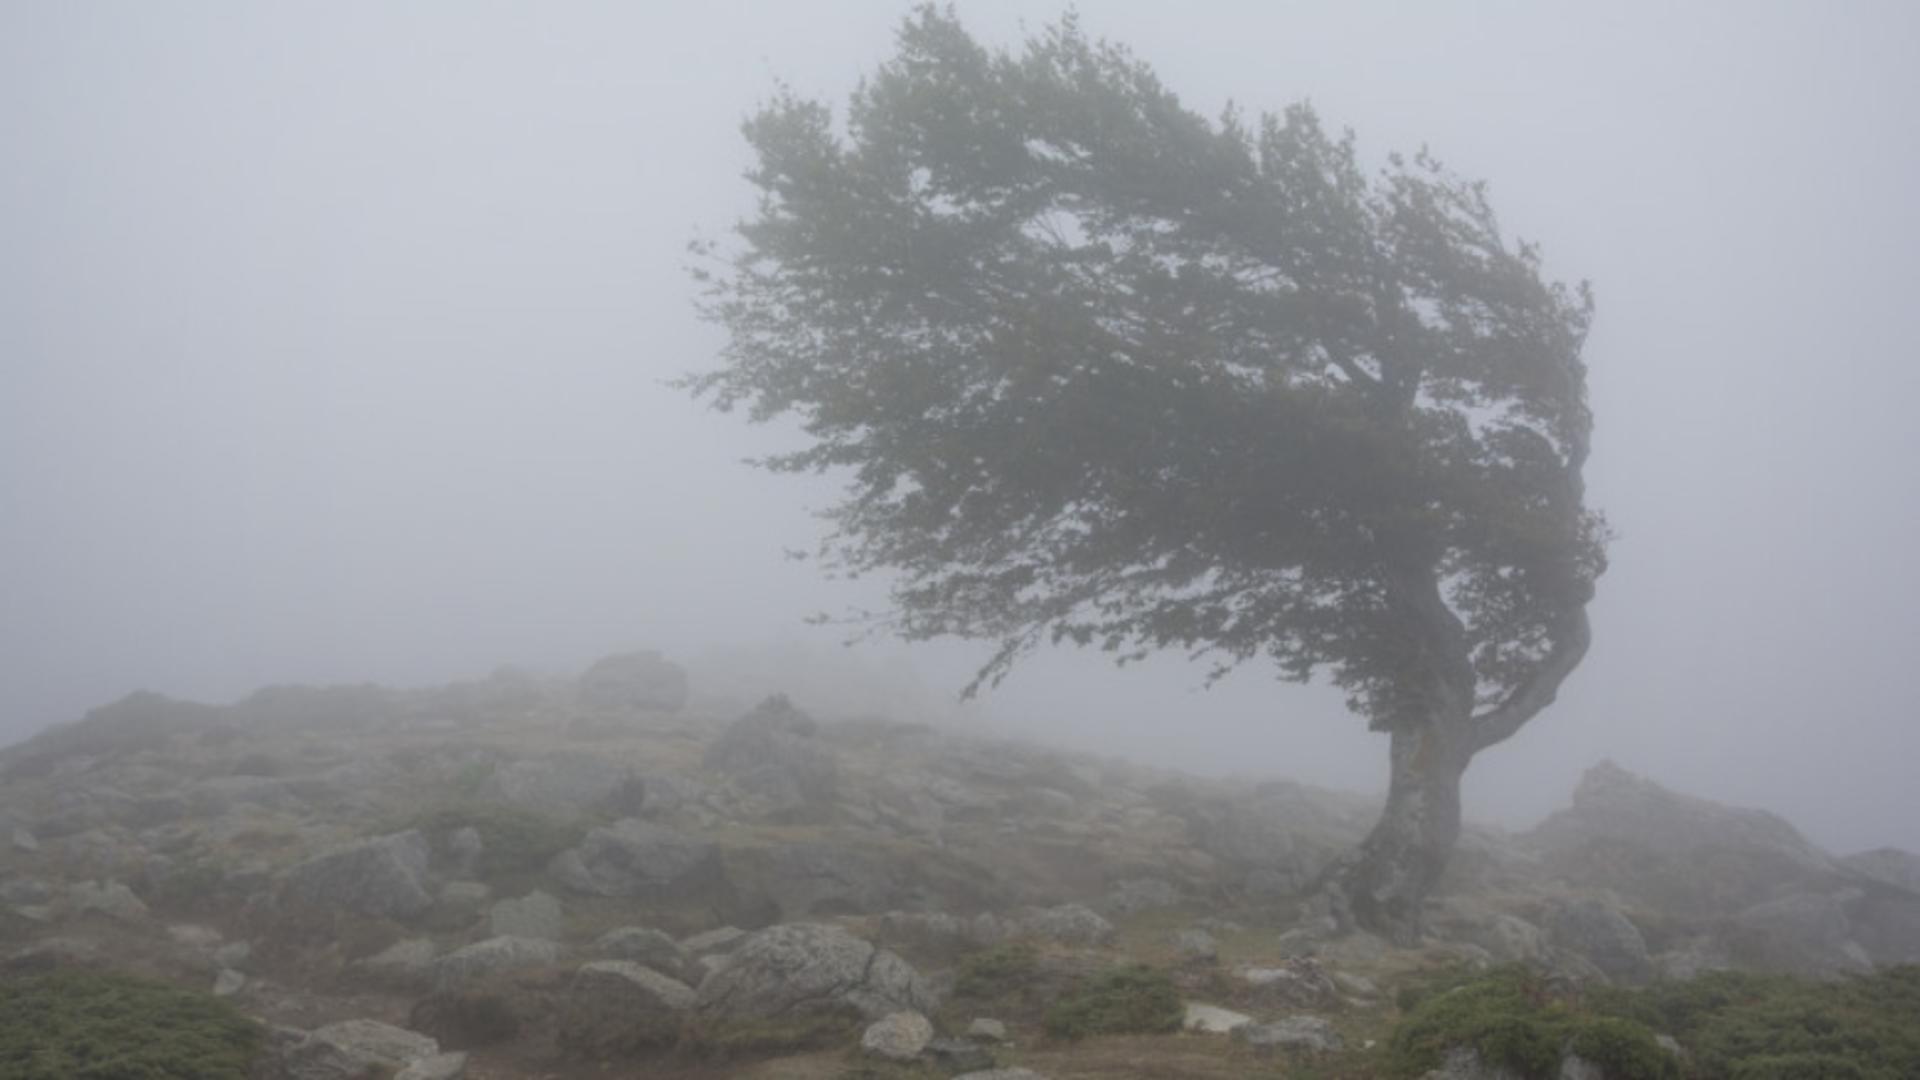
[1467,608,1591,752]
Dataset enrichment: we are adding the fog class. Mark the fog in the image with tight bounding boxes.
[4,2,1916,855]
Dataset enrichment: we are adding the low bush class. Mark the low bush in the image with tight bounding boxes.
[0,971,262,1080]
[1043,964,1184,1040]
[1387,965,1675,1079]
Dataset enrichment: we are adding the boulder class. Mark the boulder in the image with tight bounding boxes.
[433,935,562,990]
[1237,959,1340,1009]
[1840,847,1920,893]
[356,938,440,990]
[1172,927,1218,963]
[1419,1046,1526,1079]
[1018,903,1115,946]
[695,923,935,1021]
[577,650,688,713]
[1723,891,1871,976]
[282,830,434,920]
[592,926,698,984]
[69,879,148,922]
[395,1053,469,1080]
[277,1019,440,1080]
[557,960,697,1054]
[861,1010,934,1061]
[1182,1003,1253,1034]
[549,818,726,902]
[703,695,838,822]
[1544,897,1651,984]
[1235,1014,1344,1053]
[488,890,562,940]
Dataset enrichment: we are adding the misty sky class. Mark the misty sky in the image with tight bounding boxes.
[4,2,1917,855]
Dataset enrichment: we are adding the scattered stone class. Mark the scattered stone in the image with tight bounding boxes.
[695,923,934,1021]
[215,939,252,970]
[395,1052,469,1080]
[282,1019,440,1080]
[1182,1002,1253,1034]
[1019,903,1115,946]
[437,880,491,920]
[578,650,688,713]
[1333,971,1380,999]
[357,938,440,990]
[1238,959,1339,1008]
[12,826,38,852]
[861,1010,934,1061]
[282,830,434,920]
[678,925,746,956]
[488,890,562,940]
[1544,897,1652,984]
[212,968,246,996]
[548,818,726,902]
[434,935,562,990]
[558,960,697,1054]
[1172,927,1218,963]
[1419,1045,1525,1079]
[967,1017,1008,1042]
[4,937,101,972]
[1559,1052,1605,1080]
[703,695,838,822]
[70,879,148,921]
[925,1036,995,1072]
[445,827,482,877]
[1235,1014,1343,1054]
[592,926,696,983]
[168,923,223,950]
[0,877,54,906]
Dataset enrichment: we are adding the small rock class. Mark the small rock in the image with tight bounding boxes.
[1559,1052,1606,1079]
[70,879,148,922]
[12,826,39,852]
[488,890,562,940]
[925,1036,995,1072]
[1333,971,1379,999]
[212,968,246,997]
[214,940,253,970]
[558,960,698,1054]
[434,936,562,990]
[285,1019,441,1079]
[282,830,434,920]
[967,1017,1008,1042]
[592,926,695,983]
[1235,1014,1343,1053]
[1182,1002,1253,1034]
[678,925,746,956]
[396,1052,469,1080]
[357,938,440,990]
[1172,927,1218,963]
[1019,903,1115,946]
[860,1010,934,1061]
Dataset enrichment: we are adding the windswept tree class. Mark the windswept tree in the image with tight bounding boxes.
[686,8,1606,942]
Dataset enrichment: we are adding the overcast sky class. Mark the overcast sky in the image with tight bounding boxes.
[3,1,1916,854]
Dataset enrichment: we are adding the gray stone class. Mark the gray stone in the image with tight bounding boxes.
[1727,891,1871,975]
[71,879,148,921]
[490,755,630,816]
[0,877,54,906]
[1102,877,1181,915]
[1559,1052,1605,1079]
[437,880,491,920]
[679,925,746,956]
[282,830,433,920]
[395,1052,469,1080]
[356,938,440,990]
[212,968,246,996]
[1018,903,1115,946]
[488,890,562,940]
[1236,1014,1343,1053]
[433,935,562,990]
[1239,959,1340,1008]
[967,1017,1008,1042]
[1183,1003,1253,1033]
[861,1010,934,1061]
[1840,847,1920,893]
[445,827,482,877]
[925,1037,996,1072]
[1419,1046,1525,1080]
[12,826,38,852]
[695,922,934,1021]
[1172,927,1218,963]
[1545,897,1651,984]
[548,818,726,901]
[592,926,696,983]
[578,650,688,713]
[703,695,838,822]
[558,960,697,1054]
[283,1019,440,1080]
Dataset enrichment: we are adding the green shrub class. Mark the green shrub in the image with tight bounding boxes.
[953,941,1040,1001]
[1043,964,1184,1040]
[0,971,262,1080]
[1387,966,1675,1080]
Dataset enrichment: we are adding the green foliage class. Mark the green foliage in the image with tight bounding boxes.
[1387,965,1674,1080]
[1590,967,1920,1080]
[688,5,1603,727]
[1043,964,1184,1040]
[953,941,1041,1001]
[0,971,262,1080]
[678,1012,857,1057]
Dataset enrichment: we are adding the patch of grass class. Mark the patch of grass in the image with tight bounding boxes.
[1589,966,1920,1080]
[1386,965,1676,1080]
[954,941,1041,1001]
[1043,964,1185,1040]
[679,1012,859,1058]
[0,970,262,1080]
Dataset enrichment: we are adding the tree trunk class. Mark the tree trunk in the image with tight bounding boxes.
[1329,721,1469,945]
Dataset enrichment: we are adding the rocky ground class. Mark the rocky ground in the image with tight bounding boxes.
[2,652,1917,1079]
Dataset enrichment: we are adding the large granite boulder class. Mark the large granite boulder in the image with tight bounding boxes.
[703,695,838,822]
[557,960,697,1055]
[578,650,688,713]
[1544,897,1651,985]
[1721,891,1871,976]
[548,819,727,902]
[695,923,936,1022]
[271,1019,441,1080]
[1527,762,1836,917]
[282,830,434,920]
[433,935,563,990]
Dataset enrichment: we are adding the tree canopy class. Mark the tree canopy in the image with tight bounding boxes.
[690,8,1605,754]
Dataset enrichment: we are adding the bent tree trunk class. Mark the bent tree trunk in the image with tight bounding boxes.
[1330,722,1469,946]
